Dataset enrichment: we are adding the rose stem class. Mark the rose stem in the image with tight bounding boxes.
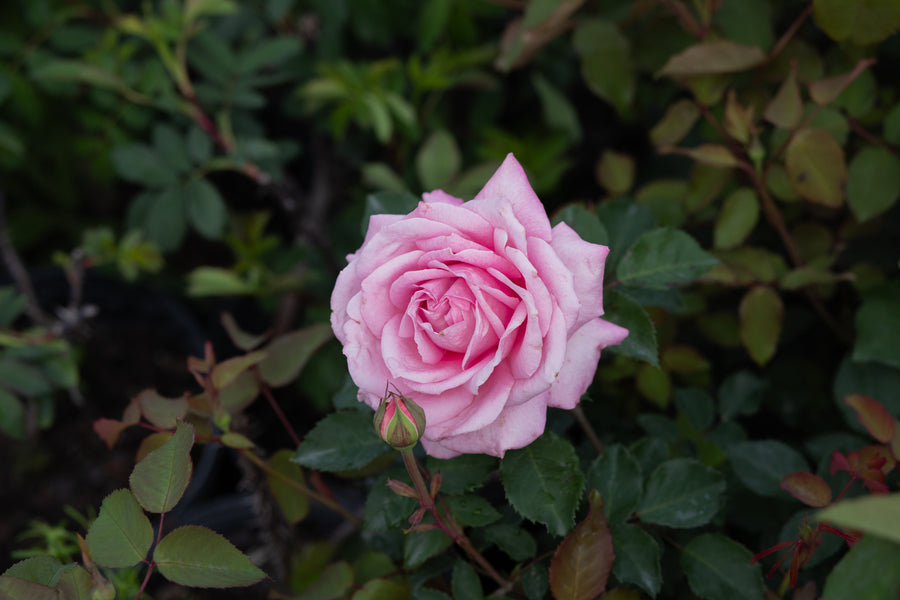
[241,449,361,526]
[400,448,509,589]
[573,405,604,455]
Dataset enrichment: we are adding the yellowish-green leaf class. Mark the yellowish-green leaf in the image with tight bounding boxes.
[739,286,783,366]
[714,188,759,249]
[597,150,635,196]
[649,99,700,147]
[785,129,846,207]
[818,493,900,545]
[129,422,194,513]
[812,0,900,45]
[658,41,766,78]
[764,63,802,129]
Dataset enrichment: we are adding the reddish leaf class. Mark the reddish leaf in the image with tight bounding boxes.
[93,418,131,449]
[780,472,832,507]
[844,394,895,443]
[549,490,614,600]
[830,450,851,475]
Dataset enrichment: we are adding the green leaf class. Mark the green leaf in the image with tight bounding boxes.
[548,490,614,600]
[611,523,662,598]
[111,143,178,187]
[210,351,267,390]
[354,579,410,600]
[552,205,609,246]
[293,410,392,472]
[658,40,765,77]
[813,0,900,45]
[363,471,418,531]
[362,162,409,193]
[713,0,774,49]
[649,99,700,148]
[154,525,266,587]
[0,287,27,327]
[141,187,188,252]
[0,359,51,395]
[533,74,582,142]
[415,130,461,190]
[135,388,188,429]
[480,523,537,562]
[267,449,310,526]
[187,126,213,164]
[596,198,655,266]
[417,0,451,51]
[444,495,502,527]
[674,388,715,431]
[296,561,353,600]
[718,370,766,419]
[572,19,635,115]
[822,535,900,600]
[680,533,764,600]
[499,432,584,535]
[818,494,900,545]
[426,454,497,494]
[739,286,783,366]
[0,388,25,440]
[714,188,759,250]
[452,560,483,600]
[85,489,153,568]
[413,589,452,600]
[258,324,333,387]
[363,191,420,235]
[237,37,302,73]
[602,289,658,366]
[187,267,254,296]
[585,444,643,524]
[726,440,808,497]
[847,146,900,221]
[3,556,66,586]
[185,178,227,239]
[833,356,900,434]
[636,458,725,528]
[615,228,719,289]
[854,282,900,368]
[220,312,270,351]
[597,150,635,196]
[404,528,452,569]
[785,129,846,207]
[0,575,57,600]
[129,421,194,513]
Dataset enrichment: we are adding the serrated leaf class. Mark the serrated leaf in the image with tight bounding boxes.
[3,556,66,587]
[354,578,410,600]
[674,388,715,431]
[739,286,782,366]
[444,495,502,527]
[452,560,483,600]
[296,561,353,600]
[602,289,658,366]
[481,523,537,561]
[611,523,661,598]
[853,282,900,368]
[680,534,764,600]
[726,440,808,497]
[615,228,719,289]
[135,388,188,429]
[425,454,497,494]
[586,444,643,524]
[785,129,846,207]
[636,459,725,528]
[572,19,635,115]
[714,188,759,250]
[211,350,267,390]
[658,40,765,77]
[718,371,766,419]
[552,205,609,246]
[363,471,418,531]
[844,394,895,443]
[258,324,332,387]
[595,199,656,266]
[185,177,228,239]
[499,432,584,535]
[85,489,153,568]
[847,146,900,222]
[266,449,309,526]
[780,472,832,507]
[416,130,461,190]
[404,529,452,569]
[154,525,266,587]
[549,490,614,600]
[293,410,392,472]
[812,0,900,45]
[129,421,194,513]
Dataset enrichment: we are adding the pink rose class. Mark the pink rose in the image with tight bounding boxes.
[331,154,628,458]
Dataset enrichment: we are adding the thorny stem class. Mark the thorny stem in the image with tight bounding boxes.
[572,405,604,455]
[241,449,361,526]
[400,449,510,590]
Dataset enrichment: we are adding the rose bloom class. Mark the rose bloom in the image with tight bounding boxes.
[331,154,628,458]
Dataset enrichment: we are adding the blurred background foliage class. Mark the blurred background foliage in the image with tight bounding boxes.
[2,0,900,598]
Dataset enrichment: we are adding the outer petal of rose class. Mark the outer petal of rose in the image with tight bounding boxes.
[412,199,495,247]
[423,364,516,439]
[422,393,548,458]
[422,190,465,206]
[548,317,628,409]
[341,297,393,406]
[361,213,406,247]
[528,236,580,330]
[550,222,609,330]
[331,265,362,344]
[473,154,552,242]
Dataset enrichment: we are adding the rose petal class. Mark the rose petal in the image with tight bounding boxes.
[421,190,464,206]
[473,154,552,242]
[550,222,610,329]
[548,318,628,409]
[422,392,549,458]
[528,236,581,330]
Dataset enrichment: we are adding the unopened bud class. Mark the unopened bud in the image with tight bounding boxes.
[373,387,426,450]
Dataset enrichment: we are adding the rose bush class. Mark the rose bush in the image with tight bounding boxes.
[331,154,628,457]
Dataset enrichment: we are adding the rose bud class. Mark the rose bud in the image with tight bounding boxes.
[374,390,426,449]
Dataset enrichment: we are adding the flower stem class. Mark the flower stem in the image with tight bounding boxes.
[400,449,509,589]
[572,405,604,455]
